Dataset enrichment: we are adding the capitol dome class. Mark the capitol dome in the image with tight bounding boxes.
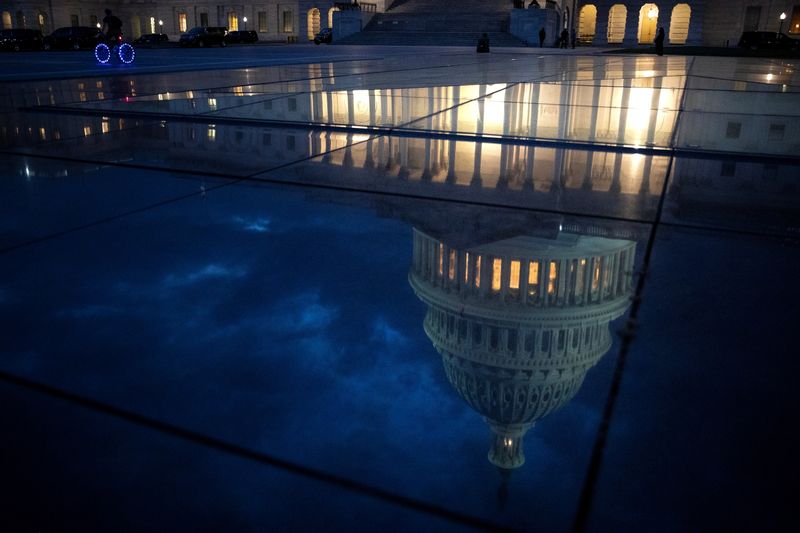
[409,229,635,469]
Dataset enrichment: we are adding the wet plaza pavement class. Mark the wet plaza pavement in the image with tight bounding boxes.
[1,47,799,532]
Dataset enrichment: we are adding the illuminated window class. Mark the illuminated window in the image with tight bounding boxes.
[548,261,558,295]
[83,126,91,137]
[528,261,539,296]
[2,11,11,30]
[179,13,187,33]
[438,243,444,276]
[282,10,293,33]
[475,256,482,288]
[101,120,109,133]
[228,12,238,31]
[207,125,216,141]
[509,260,521,290]
[463,252,470,283]
[607,5,627,44]
[578,5,597,42]
[576,259,586,294]
[257,12,267,32]
[592,258,601,290]
[668,4,691,44]
[791,7,800,34]
[448,249,456,280]
[38,127,46,140]
[208,97,217,109]
[149,17,156,34]
[492,259,502,292]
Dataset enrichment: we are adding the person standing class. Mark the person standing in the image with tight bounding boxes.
[654,26,665,56]
[538,27,546,47]
[571,27,576,49]
[560,28,569,48]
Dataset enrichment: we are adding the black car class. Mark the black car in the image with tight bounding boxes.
[314,28,332,45]
[179,27,227,47]
[133,33,169,46]
[0,29,44,51]
[43,26,104,50]
[737,31,800,51]
[224,30,258,44]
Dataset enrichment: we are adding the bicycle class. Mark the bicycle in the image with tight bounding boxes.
[94,33,135,64]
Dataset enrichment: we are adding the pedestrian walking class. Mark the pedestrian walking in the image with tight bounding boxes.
[538,27,546,47]
[477,33,490,53]
[654,26,665,56]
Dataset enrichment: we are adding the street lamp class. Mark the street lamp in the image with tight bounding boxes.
[779,12,787,34]
[96,22,101,29]
[243,16,248,30]
[158,19,163,35]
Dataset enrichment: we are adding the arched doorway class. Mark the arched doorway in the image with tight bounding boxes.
[638,4,659,44]
[669,4,691,44]
[2,11,12,29]
[607,5,627,44]
[307,8,321,40]
[578,5,597,43]
[328,7,339,29]
[37,12,47,33]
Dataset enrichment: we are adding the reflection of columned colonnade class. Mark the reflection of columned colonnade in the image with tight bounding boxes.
[409,229,635,468]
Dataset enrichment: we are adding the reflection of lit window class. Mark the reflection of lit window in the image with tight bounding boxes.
[464,252,470,283]
[82,126,91,137]
[509,260,520,290]
[438,243,444,276]
[448,249,456,281]
[492,259,502,292]
[179,13,187,32]
[576,259,586,294]
[208,97,217,109]
[592,258,601,290]
[207,125,216,141]
[475,256,482,288]
[101,120,109,133]
[548,261,558,295]
[39,127,46,140]
[528,261,539,296]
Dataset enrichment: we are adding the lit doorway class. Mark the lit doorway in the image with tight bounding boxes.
[638,3,659,44]
[669,4,691,44]
[307,8,320,39]
[578,5,597,43]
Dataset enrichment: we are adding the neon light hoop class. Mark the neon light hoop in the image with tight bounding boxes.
[94,43,111,64]
[118,43,135,64]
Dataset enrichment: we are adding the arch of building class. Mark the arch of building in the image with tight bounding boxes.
[578,5,597,43]
[328,6,339,29]
[308,7,321,39]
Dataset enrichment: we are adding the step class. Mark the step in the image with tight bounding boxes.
[334,31,527,47]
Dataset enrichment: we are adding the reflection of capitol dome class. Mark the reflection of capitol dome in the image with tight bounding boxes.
[409,229,635,469]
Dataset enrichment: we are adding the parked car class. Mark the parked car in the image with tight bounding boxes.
[313,28,332,45]
[133,33,169,46]
[224,30,258,44]
[43,26,104,50]
[179,27,227,47]
[737,31,800,51]
[0,28,44,51]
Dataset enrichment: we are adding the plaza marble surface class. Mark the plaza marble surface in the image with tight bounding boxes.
[1,48,799,531]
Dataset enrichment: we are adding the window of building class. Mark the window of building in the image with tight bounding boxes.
[474,256,481,288]
[448,250,456,280]
[548,261,558,296]
[282,10,293,33]
[509,260,521,290]
[768,124,785,141]
[39,12,48,32]
[228,12,238,31]
[200,12,209,27]
[743,6,761,32]
[263,133,271,145]
[726,121,741,139]
[258,11,267,32]
[70,14,79,27]
[16,11,25,28]
[89,14,97,28]
[668,4,691,44]
[790,7,800,34]
[528,260,539,297]
[492,258,502,292]
[720,160,736,177]
[463,252,470,283]
[578,5,597,42]
[179,13,187,32]
[438,243,444,276]
[288,97,297,111]
[2,11,11,30]
[149,17,156,34]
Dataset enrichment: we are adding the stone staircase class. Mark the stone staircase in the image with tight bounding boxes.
[335,0,527,47]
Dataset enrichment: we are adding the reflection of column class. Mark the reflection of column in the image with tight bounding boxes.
[347,90,355,125]
[639,156,653,195]
[343,134,354,168]
[589,82,601,142]
[646,77,663,145]
[617,82,631,144]
[527,83,540,137]
[368,90,377,127]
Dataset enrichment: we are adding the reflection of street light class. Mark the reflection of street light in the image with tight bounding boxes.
[779,12,787,34]
[243,16,248,30]
[158,19,163,34]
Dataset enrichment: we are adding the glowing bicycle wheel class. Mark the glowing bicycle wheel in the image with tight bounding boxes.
[118,43,135,64]
[94,43,111,64]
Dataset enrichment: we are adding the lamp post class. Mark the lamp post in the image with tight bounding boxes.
[243,16,247,30]
[779,12,787,34]
[158,19,163,35]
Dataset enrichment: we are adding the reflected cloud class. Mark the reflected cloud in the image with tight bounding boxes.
[162,264,247,288]
[233,215,271,233]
